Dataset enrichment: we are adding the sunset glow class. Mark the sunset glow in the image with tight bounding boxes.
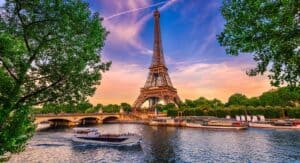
[87,0,272,105]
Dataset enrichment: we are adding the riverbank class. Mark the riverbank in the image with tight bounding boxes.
[167,107,300,119]
[36,116,300,130]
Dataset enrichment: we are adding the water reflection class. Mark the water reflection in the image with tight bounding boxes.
[9,124,300,162]
[142,126,180,162]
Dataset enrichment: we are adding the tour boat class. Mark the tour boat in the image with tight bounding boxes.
[186,120,248,130]
[249,120,300,129]
[149,117,186,126]
[72,128,142,147]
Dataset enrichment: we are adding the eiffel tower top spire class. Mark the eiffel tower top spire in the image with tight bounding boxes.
[151,9,166,68]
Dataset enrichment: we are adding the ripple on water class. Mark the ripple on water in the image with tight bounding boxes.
[8,124,300,162]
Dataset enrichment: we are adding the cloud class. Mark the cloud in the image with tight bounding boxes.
[101,0,179,57]
[89,59,272,105]
[104,1,167,20]
[88,1,271,105]
[171,59,272,102]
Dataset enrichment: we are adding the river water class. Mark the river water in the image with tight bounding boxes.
[9,124,300,162]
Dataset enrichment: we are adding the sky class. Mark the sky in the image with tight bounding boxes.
[85,0,273,105]
[0,0,273,105]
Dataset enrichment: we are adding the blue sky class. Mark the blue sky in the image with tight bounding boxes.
[85,0,272,105]
[88,0,232,67]
[0,0,272,104]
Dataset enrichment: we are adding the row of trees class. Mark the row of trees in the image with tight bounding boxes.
[35,86,299,115]
[155,87,300,118]
[227,87,300,107]
[33,102,132,114]
[176,87,300,110]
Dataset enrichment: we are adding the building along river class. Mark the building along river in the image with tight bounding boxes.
[9,124,300,162]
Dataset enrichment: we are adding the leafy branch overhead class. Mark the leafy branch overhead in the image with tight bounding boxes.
[218,0,299,86]
[0,0,110,108]
[0,0,109,155]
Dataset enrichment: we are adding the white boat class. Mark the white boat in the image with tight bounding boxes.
[149,117,186,126]
[72,128,142,147]
[186,120,248,130]
[249,120,300,129]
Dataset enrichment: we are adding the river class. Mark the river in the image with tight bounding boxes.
[8,124,300,162]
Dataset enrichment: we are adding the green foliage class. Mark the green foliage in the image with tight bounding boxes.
[0,0,109,155]
[182,97,224,109]
[167,109,178,117]
[226,93,248,106]
[246,97,260,107]
[76,102,93,113]
[120,102,131,112]
[155,104,164,112]
[286,107,300,118]
[259,87,300,106]
[167,87,300,118]
[34,101,94,114]
[226,87,300,107]
[163,103,176,111]
[94,104,103,111]
[103,104,120,113]
[0,106,35,155]
[34,102,133,114]
[228,108,246,117]
[218,0,299,86]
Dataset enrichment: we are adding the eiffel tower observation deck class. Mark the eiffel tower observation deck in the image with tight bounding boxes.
[133,9,181,110]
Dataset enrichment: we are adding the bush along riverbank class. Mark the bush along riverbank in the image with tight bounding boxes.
[167,106,300,119]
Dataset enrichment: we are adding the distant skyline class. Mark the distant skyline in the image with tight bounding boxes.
[86,0,273,105]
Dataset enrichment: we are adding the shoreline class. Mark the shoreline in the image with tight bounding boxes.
[37,118,300,130]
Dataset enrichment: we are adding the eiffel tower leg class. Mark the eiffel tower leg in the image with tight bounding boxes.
[133,94,147,111]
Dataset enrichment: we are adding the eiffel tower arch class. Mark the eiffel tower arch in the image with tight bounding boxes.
[133,9,181,110]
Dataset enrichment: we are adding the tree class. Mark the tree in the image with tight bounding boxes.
[193,97,209,107]
[259,87,300,106]
[209,98,224,109]
[185,99,197,108]
[103,104,120,113]
[93,103,103,112]
[162,103,176,111]
[0,0,109,155]
[76,101,93,113]
[218,0,299,87]
[120,102,131,112]
[246,97,260,107]
[226,93,248,106]
[155,104,164,112]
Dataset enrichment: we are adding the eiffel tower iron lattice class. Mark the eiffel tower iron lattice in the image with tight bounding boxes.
[133,9,181,110]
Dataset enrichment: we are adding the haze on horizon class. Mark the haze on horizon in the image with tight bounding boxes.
[85,1,272,105]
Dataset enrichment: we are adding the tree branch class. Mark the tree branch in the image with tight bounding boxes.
[15,76,65,107]
[25,19,58,28]
[15,1,31,53]
[32,96,57,106]
[0,57,18,81]
[29,75,52,81]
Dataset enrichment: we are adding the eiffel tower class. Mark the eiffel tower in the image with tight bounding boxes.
[133,9,180,110]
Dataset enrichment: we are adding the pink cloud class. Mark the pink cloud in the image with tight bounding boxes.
[171,59,272,102]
